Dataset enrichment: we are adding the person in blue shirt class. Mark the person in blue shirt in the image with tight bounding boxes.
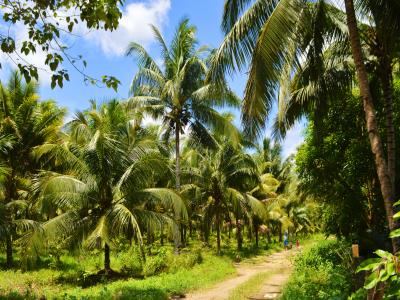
[283,231,289,250]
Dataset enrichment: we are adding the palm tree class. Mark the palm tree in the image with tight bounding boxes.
[0,72,65,268]
[126,18,240,190]
[215,0,397,252]
[27,100,187,273]
[357,0,400,199]
[254,138,283,180]
[343,0,397,251]
[181,141,263,253]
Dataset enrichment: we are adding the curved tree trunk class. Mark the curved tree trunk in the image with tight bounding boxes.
[344,0,397,253]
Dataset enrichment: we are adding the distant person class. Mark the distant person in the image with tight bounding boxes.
[283,231,289,250]
[296,239,300,249]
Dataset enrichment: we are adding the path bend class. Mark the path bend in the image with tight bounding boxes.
[185,249,296,300]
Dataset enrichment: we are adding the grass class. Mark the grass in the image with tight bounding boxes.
[51,253,236,299]
[0,235,316,299]
[228,271,275,300]
[0,251,235,300]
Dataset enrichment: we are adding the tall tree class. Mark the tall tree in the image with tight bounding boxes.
[126,19,240,190]
[181,141,263,253]
[358,0,400,198]
[215,0,398,251]
[0,72,65,267]
[27,100,187,273]
[344,0,397,251]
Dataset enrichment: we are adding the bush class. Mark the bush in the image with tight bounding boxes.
[118,247,144,276]
[143,248,168,276]
[281,239,352,300]
[348,288,368,300]
[167,249,202,273]
[142,247,203,276]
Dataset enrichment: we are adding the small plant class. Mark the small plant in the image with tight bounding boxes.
[356,200,400,295]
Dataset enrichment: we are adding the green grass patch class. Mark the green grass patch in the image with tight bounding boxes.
[0,249,235,300]
[228,271,274,300]
[0,235,318,299]
[51,253,236,299]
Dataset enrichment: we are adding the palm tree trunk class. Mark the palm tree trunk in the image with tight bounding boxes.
[248,224,252,242]
[104,243,111,272]
[344,0,397,252]
[379,61,396,197]
[175,122,181,190]
[189,221,193,238]
[160,222,164,246]
[180,225,186,246]
[278,225,282,243]
[266,230,271,244]
[236,218,242,250]
[216,214,221,254]
[6,233,13,268]
[255,226,259,248]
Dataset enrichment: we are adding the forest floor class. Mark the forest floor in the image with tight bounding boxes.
[185,247,298,300]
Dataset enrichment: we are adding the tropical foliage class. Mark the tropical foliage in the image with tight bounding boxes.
[0,19,314,281]
[1,0,400,298]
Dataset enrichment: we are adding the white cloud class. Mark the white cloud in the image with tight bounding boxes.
[84,0,171,56]
[282,121,306,159]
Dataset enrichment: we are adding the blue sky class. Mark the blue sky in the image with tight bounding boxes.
[1,0,305,158]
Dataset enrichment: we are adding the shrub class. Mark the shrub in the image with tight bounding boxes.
[167,249,202,273]
[143,248,168,276]
[118,247,144,276]
[281,239,352,300]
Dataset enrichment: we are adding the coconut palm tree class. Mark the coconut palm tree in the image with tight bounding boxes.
[126,18,241,190]
[181,140,263,253]
[26,100,187,273]
[215,0,398,252]
[0,72,65,268]
[356,0,400,199]
[343,0,396,252]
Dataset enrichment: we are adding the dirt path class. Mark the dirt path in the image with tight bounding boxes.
[185,249,296,300]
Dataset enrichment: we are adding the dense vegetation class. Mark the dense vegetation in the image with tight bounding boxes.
[1,0,400,299]
[281,239,362,300]
[0,18,315,299]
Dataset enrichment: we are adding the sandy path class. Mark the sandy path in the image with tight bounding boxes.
[185,249,296,300]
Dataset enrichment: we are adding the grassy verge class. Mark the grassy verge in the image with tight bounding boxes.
[0,252,235,300]
[53,253,236,299]
[0,235,316,299]
[280,237,353,300]
[228,271,275,300]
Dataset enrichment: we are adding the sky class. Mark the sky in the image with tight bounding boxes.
[1,0,305,158]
